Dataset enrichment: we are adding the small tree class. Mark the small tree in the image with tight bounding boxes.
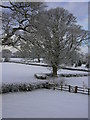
[2,49,12,62]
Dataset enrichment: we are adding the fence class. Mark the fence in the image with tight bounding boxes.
[50,84,90,95]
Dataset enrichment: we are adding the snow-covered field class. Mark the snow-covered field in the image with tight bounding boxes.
[2,63,50,84]
[2,89,88,118]
[2,58,88,70]
[1,62,89,118]
[2,63,88,87]
[0,96,1,119]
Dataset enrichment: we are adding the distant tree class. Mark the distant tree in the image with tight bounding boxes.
[85,53,90,68]
[12,51,23,58]
[20,32,44,62]
[30,46,42,62]
[2,49,12,62]
[65,50,81,66]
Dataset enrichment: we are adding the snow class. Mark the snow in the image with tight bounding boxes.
[10,58,22,62]
[1,63,88,87]
[58,69,88,75]
[2,63,50,84]
[6,58,88,70]
[1,62,88,118]
[63,77,88,87]
[34,73,47,79]
[71,64,88,70]
[2,89,88,118]
[9,58,47,65]
[0,95,2,119]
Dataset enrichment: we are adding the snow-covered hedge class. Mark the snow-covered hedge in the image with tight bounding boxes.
[1,82,57,94]
[60,74,88,77]
[34,73,47,79]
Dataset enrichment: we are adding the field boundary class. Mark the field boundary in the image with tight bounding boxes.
[1,82,90,95]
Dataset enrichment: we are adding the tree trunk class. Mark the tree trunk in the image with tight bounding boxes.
[38,58,40,63]
[52,65,57,77]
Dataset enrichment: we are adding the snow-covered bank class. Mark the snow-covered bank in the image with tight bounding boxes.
[2,89,88,118]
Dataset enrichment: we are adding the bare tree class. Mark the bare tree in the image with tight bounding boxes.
[29,8,88,76]
[0,2,46,46]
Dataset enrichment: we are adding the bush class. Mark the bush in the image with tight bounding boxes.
[2,82,54,94]
[34,73,47,79]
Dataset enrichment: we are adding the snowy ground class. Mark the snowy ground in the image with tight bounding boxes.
[2,63,88,87]
[1,62,89,118]
[2,63,50,84]
[2,89,88,118]
[0,95,2,119]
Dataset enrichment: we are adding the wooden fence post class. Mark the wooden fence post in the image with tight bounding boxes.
[69,85,71,92]
[61,85,62,91]
[75,86,78,93]
[88,89,89,95]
